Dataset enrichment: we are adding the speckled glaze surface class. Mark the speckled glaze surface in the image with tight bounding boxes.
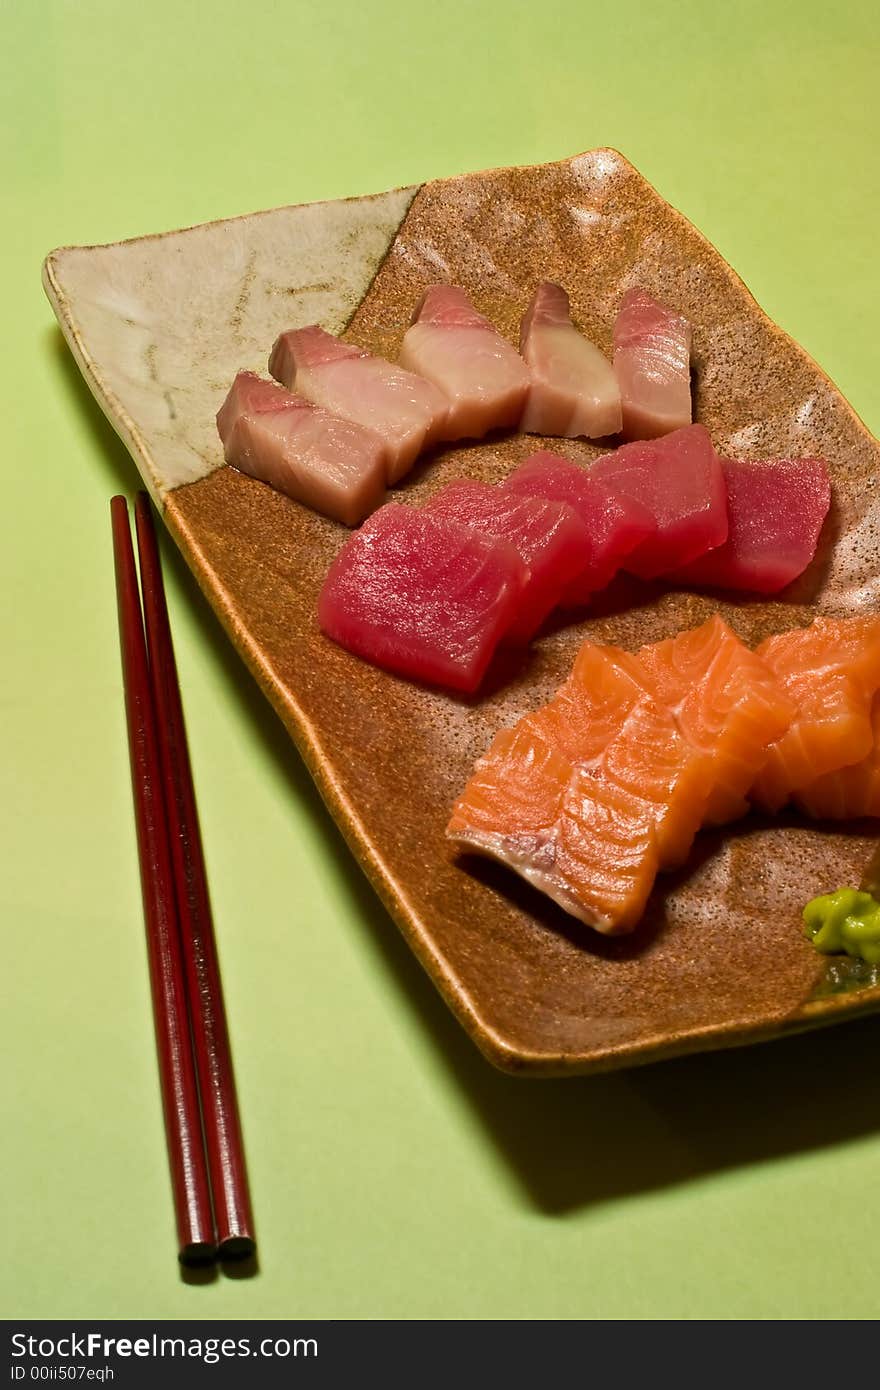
[45,150,880,1073]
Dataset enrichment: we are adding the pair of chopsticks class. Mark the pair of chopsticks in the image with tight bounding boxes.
[111,493,255,1265]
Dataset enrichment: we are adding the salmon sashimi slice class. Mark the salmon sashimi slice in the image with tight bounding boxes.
[613,288,693,439]
[518,281,622,439]
[317,503,526,693]
[423,479,590,643]
[751,616,880,812]
[217,371,386,526]
[447,720,659,933]
[399,285,530,441]
[536,640,712,868]
[636,616,795,824]
[560,641,714,868]
[268,324,448,483]
[671,457,831,594]
[504,452,656,603]
[589,424,727,579]
[795,694,880,819]
[448,637,711,931]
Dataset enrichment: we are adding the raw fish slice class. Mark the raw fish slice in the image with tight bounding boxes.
[795,695,880,819]
[424,479,589,642]
[519,281,622,439]
[671,457,831,594]
[504,452,655,602]
[399,285,529,441]
[751,616,880,812]
[589,424,727,579]
[216,370,303,445]
[613,288,692,439]
[218,372,386,526]
[553,769,660,933]
[538,640,713,869]
[446,721,658,934]
[268,324,448,483]
[317,504,526,693]
[636,616,795,824]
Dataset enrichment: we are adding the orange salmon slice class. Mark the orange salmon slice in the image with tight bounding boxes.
[795,691,880,819]
[447,638,713,932]
[751,615,880,812]
[446,719,659,934]
[536,639,714,868]
[636,616,795,824]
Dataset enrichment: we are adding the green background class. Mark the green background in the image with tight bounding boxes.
[3,0,879,1321]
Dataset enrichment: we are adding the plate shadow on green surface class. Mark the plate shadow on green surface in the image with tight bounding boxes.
[51,331,880,1218]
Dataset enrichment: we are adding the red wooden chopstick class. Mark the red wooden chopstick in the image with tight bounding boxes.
[133,493,255,1258]
[111,494,255,1263]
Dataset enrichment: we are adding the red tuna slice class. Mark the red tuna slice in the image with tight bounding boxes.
[268,324,448,484]
[613,288,692,439]
[399,285,530,441]
[589,424,727,579]
[424,479,589,643]
[317,504,526,693]
[504,451,656,604]
[670,457,831,594]
[519,281,622,439]
[217,370,386,527]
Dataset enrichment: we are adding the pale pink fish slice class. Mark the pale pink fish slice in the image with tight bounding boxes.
[504,451,655,603]
[589,424,727,579]
[519,281,622,439]
[670,457,831,594]
[318,503,526,693]
[424,478,589,644]
[399,285,529,441]
[217,371,386,527]
[268,324,448,484]
[613,288,692,439]
[216,369,303,445]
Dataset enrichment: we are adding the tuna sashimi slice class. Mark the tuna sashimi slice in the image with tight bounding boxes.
[399,285,529,441]
[504,452,656,602]
[670,457,831,594]
[519,281,622,439]
[424,479,589,643]
[217,371,386,526]
[268,324,448,483]
[317,504,526,693]
[613,288,692,439]
[795,694,880,819]
[635,616,795,824]
[447,721,659,934]
[589,424,727,579]
[751,616,880,812]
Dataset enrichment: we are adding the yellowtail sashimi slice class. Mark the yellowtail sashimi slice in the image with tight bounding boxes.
[613,288,692,440]
[216,371,385,527]
[399,285,529,441]
[269,324,448,483]
[519,280,622,439]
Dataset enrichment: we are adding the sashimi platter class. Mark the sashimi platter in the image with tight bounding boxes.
[45,151,880,1072]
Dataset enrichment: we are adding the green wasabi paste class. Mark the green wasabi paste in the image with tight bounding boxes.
[803,888,880,965]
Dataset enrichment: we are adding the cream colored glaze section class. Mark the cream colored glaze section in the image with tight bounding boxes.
[42,185,418,497]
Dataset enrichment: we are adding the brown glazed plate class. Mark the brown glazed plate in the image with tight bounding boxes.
[43,150,880,1075]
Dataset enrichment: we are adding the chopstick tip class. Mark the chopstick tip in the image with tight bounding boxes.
[178,1239,219,1268]
[218,1234,257,1261]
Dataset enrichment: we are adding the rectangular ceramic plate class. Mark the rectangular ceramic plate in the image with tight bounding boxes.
[44,150,880,1074]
